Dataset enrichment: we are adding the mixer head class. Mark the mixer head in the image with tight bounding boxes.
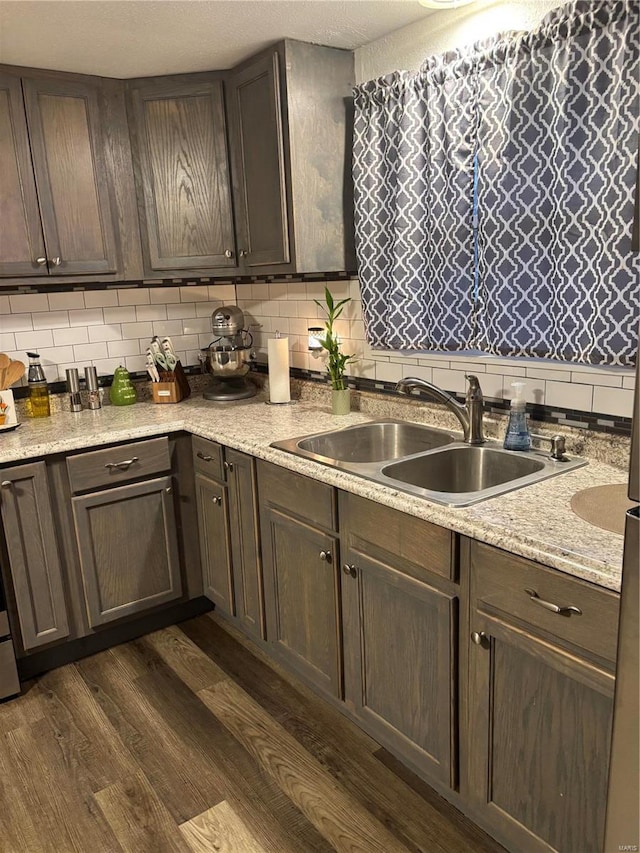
[211,305,245,339]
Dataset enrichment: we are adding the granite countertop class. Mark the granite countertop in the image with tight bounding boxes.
[0,394,628,593]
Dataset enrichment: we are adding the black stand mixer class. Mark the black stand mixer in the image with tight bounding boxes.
[200,306,257,401]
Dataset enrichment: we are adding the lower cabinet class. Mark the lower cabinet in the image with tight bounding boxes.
[0,461,70,650]
[193,438,263,637]
[340,492,457,789]
[73,475,182,627]
[464,539,619,853]
[258,460,342,700]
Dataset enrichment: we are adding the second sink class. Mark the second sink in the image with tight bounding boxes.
[382,446,545,494]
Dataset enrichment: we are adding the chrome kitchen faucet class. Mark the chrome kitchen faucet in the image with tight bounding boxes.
[395,374,485,445]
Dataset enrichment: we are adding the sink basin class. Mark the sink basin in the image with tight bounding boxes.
[270,420,587,507]
[382,446,545,494]
[294,420,454,463]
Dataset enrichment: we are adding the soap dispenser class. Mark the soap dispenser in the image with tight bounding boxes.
[503,382,531,451]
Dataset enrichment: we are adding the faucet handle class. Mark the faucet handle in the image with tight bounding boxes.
[464,374,483,399]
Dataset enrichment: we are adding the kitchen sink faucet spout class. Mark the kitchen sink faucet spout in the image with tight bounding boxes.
[395,375,486,445]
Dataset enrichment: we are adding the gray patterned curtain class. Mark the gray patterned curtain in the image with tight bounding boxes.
[353,0,639,366]
[352,61,476,351]
[476,0,640,366]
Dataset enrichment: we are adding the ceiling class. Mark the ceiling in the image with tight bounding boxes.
[0,0,435,78]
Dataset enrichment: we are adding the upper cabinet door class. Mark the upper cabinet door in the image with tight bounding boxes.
[227,52,290,269]
[128,75,236,273]
[0,72,47,277]
[22,76,118,275]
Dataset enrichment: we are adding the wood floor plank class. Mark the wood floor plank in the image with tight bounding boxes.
[132,625,228,692]
[0,679,45,734]
[183,616,504,853]
[0,728,46,853]
[199,678,412,853]
[180,800,267,853]
[121,639,334,853]
[35,663,137,792]
[76,647,225,824]
[2,719,123,853]
[94,770,191,853]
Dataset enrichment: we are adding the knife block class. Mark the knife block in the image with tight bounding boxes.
[151,361,191,404]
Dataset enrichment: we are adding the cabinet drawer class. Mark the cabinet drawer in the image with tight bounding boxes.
[471,541,620,663]
[192,436,225,480]
[67,437,170,493]
[257,460,336,530]
[342,493,454,581]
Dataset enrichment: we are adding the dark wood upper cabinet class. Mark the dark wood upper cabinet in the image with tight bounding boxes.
[0,69,120,279]
[0,71,48,277]
[227,40,356,275]
[127,74,236,276]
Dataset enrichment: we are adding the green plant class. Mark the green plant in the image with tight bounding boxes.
[314,286,357,391]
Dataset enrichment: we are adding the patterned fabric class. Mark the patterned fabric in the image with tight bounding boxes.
[353,63,476,351]
[476,0,640,366]
[352,0,639,366]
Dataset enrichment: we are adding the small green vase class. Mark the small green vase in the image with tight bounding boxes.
[109,365,137,406]
[331,387,350,416]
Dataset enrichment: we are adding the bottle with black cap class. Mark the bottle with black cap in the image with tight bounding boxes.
[26,352,50,418]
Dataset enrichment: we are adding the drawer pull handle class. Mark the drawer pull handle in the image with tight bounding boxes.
[524,588,582,616]
[343,564,357,578]
[1,480,12,488]
[104,457,139,471]
[197,452,214,462]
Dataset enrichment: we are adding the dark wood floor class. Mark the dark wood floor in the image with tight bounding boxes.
[0,615,506,853]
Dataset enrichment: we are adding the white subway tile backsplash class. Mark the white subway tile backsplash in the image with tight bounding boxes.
[622,375,636,390]
[149,287,181,304]
[375,361,403,383]
[167,302,197,320]
[170,334,200,351]
[152,320,184,337]
[480,373,512,400]
[592,386,634,418]
[485,363,526,377]
[118,288,150,306]
[120,321,154,339]
[103,306,135,324]
[69,309,106,327]
[526,366,572,382]
[0,332,16,351]
[251,283,270,301]
[32,311,70,330]
[136,304,167,322]
[208,284,236,302]
[73,342,109,362]
[83,290,120,308]
[107,339,144,358]
[1,313,33,333]
[180,285,209,302]
[92,357,123,376]
[570,371,623,388]
[9,293,49,313]
[402,363,433,383]
[52,327,90,347]
[546,380,593,411]
[47,291,86,311]
[432,367,468,394]
[37,345,75,366]
[195,301,222,318]
[125,354,149,372]
[88,324,122,343]
[15,329,54,350]
[0,295,10,314]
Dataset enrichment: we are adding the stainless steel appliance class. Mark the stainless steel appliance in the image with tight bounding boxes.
[604,345,639,852]
[0,576,20,700]
[200,306,257,402]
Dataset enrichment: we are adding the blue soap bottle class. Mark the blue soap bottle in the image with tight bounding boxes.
[503,382,531,451]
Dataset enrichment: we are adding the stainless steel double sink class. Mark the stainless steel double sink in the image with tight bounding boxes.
[271,419,587,507]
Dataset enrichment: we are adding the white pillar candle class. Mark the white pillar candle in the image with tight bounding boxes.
[267,335,291,403]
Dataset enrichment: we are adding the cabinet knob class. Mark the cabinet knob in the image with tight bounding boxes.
[1,480,12,488]
[224,461,234,472]
[35,257,47,265]
[50,257,62,266]
[165,487,172,494]
[212,495,222,506]
[224,249,233,259]
[471,631,488,646]
[319,549,331,562]
[342,564,357,578]
[239,250,247,257]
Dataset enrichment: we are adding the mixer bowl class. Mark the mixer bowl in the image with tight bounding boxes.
[201,348,251,378]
